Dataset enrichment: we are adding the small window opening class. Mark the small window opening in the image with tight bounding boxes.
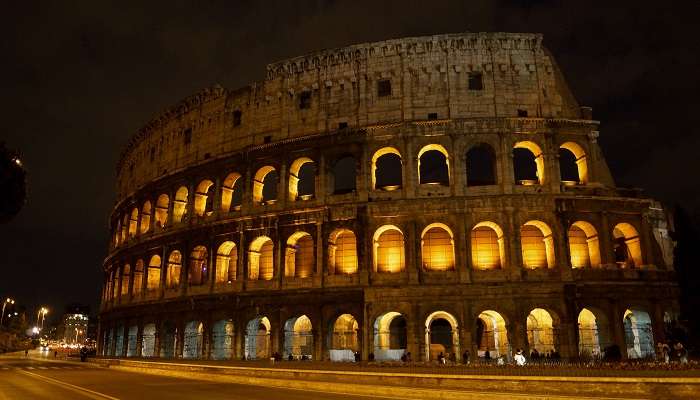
[299,91,312,109]
[184,128,192,145]
[517,109,528,118]
[428,113,438,120]
[338,122,348,130]
[264,135,272,144]
[468,72,483,90]
[150,147,155,162]
[377,79,392,97]
[233,110,242,126]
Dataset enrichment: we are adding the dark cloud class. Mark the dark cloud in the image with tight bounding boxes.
[1,0,698,317]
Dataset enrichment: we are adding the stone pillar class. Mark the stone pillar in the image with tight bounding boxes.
[652,302,666,344]
[121,325,129,357]
[408,303,421,361]
[136,322,144,357]
[175,320,185,359]
[457,212,471,283]
[506,208,522,281]
[314,221,323,287]
[203,317,212,360]
[314,314,324,361]
[609,301,627,359]
[640,213,654,267]
[153,318,161,358]
[407,221,419,284]
[362,303,372,361]
[599,212,615,267]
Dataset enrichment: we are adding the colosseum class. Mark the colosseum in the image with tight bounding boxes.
[99,32,679,363]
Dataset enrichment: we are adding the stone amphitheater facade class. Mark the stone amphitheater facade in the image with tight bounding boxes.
[99,32,679,362]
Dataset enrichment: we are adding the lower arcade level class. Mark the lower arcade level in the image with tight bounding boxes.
[98,282,678,363]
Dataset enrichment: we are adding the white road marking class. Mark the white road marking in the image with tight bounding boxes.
[17,369,120,400]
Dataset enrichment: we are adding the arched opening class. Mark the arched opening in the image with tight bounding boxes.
[425,311,460,361]
[121,215,128,242]
[140,201,152,234]
[333,156,357,194]
[133,259,144,296]
[568,221,601,268]
[128,208,138,238]
[193,179,215,217]
[183,321,204,359]
[113,221,121,247]
[114,325,124,357]
[146,255,161,291]
[578,308,607,358]
[159,321,177,358]
[559,142,588,184]
[120,264,131,297]
[188,246,208,286]
[329,229,358,275]
[330,314,359,362]
[613,223,643,268]
[624,309,654,359]
[521,220,555,269]
[373,225,405,273]
[285,232,314,278]
[155,194,169,228]
[289,157,316,201]
[471,222,505,270]
[211,319,234,360]
[372,147,402,190]
[466,143,497,186]
[173,186,189,223]
[104,328,113,356]
[476,310,509,359]
[141,323,156,357]
[284,315,314,360]
[513,141,544,185]
[126,325,138,357]
[166,251,181,289]
[373,312,407,361]
[253,166,278,205]
[244,316,271,360]
[221,172,242,212]
[527,308,557,355]
[215,241,237,284]
[248,236,274,280]
[418,144,450,186]
[421,223,455,271]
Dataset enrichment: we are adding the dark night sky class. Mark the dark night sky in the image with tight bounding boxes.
[1,1,699,323]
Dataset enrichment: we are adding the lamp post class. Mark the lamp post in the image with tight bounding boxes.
[35,307,48,334]
[1,298,15,327]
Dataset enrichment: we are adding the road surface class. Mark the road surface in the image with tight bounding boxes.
[0,355,404,400]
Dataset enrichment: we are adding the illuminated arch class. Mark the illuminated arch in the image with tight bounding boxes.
[173,186,189,223]
[425,311,460,361]
[371,147,402,190]
[155,194,169,228]
[559,142,588,184]
[417,144,450,186]
[146,255,161,291]
[120,264,131,296]
[471,221,505,270]
[183,320,204,359]
[188,245,208,286]
[421,223,455,271]
[526,308,557,354]
[613,223,643,267]
[283,315,313,360]
[133,259,144,296]
[215,241,237,284]
[330,314,359,354]
[373,312,407,361]
[193,180,214,217]
[248,236,274,280]
[140,201,152,234]
[220,172,242,212]
[211,319,234,360]
[568,221,601,268]
[245,316,271,360]
[288,157,316,201]
[329,229,358,275]
[121,214,129,243]
[475,310,509,358]
[373,225,405,273]
[513,141,545,185]
[521,220,555,269]
[253,166,277,204]
[466,143,497,186]
[166,250,182,289]
[624,308,654,359]
[285,231,314,278]
[127,208,139,238]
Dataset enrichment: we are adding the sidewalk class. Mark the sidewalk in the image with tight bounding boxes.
[87,357,700,400]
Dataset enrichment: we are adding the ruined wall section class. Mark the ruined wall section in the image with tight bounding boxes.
[116,32,583,202]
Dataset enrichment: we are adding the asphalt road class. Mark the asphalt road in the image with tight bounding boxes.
[0,355,406,400]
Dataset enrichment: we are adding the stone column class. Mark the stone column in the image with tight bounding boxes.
[609,301,627,359]
[457,212,471,283]
[136,322,144,357]
[599,212,615,267]
[175,320,185,359]
[506,208,522,281]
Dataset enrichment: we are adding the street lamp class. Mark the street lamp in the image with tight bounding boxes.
[1,298,15,327]
[35,307,48,332]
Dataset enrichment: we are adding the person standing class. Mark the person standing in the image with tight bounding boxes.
[514,349,526,366]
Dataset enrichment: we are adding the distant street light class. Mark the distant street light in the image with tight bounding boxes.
[1,298,15,326]
[35,307,48,331]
